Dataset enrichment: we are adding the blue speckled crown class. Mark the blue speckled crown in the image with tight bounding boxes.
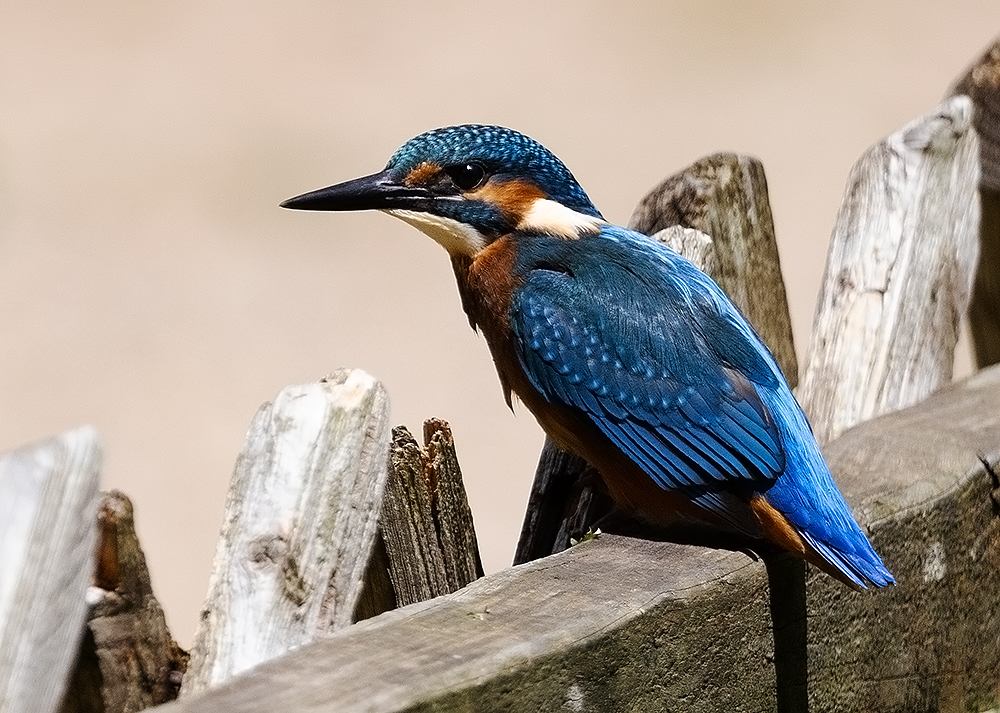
[386,125,603,219]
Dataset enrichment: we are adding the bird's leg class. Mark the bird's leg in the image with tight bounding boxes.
[764,553,809,713]
[552,465,615,552]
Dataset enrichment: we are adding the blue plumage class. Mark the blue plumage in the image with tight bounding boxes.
[512,231,786,490]
[385,125,602,218]
[511,226,892,588]
[281,123,895,590]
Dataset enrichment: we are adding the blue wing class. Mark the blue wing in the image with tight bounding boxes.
[511,230,786,499]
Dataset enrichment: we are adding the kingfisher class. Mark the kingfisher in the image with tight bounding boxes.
[282,124,893,590]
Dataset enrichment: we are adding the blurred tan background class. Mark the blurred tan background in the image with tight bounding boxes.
[1,1,994,647]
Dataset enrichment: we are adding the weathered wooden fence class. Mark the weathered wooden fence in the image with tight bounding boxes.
[3,34,1000,713]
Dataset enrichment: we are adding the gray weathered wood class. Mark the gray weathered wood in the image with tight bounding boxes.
[0,427,102,713]
[154,540,775,713]
[650,225,717,275]
[181,368,390,697]
[953,35,1000,368]
[59,490,188,713]
[798,95,981,444]
[420,419,483,591]
[629,152,798,385]
[953,35,1000,194]
[157,364,1000,713]
[380,426,448,603]
[371,419,483,611]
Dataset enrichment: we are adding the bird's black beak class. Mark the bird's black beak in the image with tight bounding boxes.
[280,169,430,212]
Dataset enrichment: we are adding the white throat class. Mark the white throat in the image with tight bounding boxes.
[385,209,488,258]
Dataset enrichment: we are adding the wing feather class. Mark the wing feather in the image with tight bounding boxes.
[512,257,785,502]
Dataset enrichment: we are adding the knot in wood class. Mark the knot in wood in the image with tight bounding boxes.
[247,533,289,567]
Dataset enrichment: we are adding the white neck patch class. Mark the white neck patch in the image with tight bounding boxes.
[517,198,603,239]
[385,209,488,258]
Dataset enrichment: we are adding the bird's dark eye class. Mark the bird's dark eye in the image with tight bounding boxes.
[444,163,488,191]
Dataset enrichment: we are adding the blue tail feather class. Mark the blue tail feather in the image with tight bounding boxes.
[759,387,894,589]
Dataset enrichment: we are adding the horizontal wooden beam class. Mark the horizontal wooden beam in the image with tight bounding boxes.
[163,364,1000,713]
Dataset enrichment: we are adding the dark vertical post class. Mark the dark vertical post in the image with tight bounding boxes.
[765,554,809,713]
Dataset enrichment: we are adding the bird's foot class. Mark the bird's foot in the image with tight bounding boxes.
[569,528,602,546]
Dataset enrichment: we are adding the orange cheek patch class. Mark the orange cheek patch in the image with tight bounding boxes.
[469,179,546,223]
[404,161,443,186]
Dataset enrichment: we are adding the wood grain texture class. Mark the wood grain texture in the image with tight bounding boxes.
[798,95,980,444]
[0,427,102,713]
[953,36,1000,367]
[953,35,1000,193]
[421,419,483,592]
[158,365,1000,713]
[59,491,188,713]
[379,426,448,604]
[181,368,390,696]
[373,420,484,610]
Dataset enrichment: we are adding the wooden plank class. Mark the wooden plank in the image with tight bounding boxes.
[159,364,1000,713]
[59,491,189,713]
[797,95,980,444]
[952,35,1000,367]
[159,538,772,713]
[805,367,1000,712]
[0,427,102,713]
[366,419,483,612]
[180,368,391,696]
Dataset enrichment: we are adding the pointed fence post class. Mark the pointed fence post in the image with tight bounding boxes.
[797,96,980,444]
[181,369,391,696]
[60,490,189,711]
[357,419,483,617]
